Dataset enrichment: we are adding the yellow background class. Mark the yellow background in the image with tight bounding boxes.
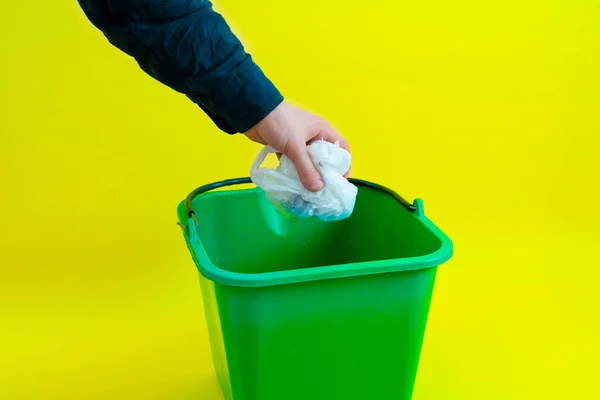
[1,1,599,399]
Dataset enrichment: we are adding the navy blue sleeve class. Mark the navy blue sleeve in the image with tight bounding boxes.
[78,0,284,134]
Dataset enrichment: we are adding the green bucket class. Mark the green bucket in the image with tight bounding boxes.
[177,178,453,400]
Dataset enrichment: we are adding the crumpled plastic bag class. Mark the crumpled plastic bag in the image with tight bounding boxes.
[250,139,358,221]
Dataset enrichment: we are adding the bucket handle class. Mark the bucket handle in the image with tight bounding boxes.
[180,178,416,230]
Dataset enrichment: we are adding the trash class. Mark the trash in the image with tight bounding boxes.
[250,140,358,221]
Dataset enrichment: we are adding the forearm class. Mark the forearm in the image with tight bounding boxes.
[78,0,283,133]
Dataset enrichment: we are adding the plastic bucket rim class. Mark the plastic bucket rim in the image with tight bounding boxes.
[179,179,453,287]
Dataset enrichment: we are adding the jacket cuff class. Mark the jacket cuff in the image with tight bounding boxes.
[201,57,284,133]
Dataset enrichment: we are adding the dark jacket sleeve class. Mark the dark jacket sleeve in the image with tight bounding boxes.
[78,0,284,134]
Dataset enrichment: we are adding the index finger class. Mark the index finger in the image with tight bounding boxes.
[316,126,350,152]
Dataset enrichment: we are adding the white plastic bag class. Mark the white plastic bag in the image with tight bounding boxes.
[250,140,358,221]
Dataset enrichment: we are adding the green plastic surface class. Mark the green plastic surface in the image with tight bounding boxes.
[177,181,453,400]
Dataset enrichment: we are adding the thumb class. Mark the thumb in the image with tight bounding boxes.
[286,144,324,192]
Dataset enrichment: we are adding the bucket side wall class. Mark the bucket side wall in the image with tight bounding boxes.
[210,267,438,400]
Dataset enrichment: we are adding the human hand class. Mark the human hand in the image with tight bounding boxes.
[244,102,350,192]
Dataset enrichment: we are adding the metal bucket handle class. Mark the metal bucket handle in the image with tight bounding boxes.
[181,178,417,230]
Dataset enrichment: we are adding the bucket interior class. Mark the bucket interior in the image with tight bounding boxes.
[178,186,442,274]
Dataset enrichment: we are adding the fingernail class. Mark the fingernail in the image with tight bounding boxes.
[309,179,324,191]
